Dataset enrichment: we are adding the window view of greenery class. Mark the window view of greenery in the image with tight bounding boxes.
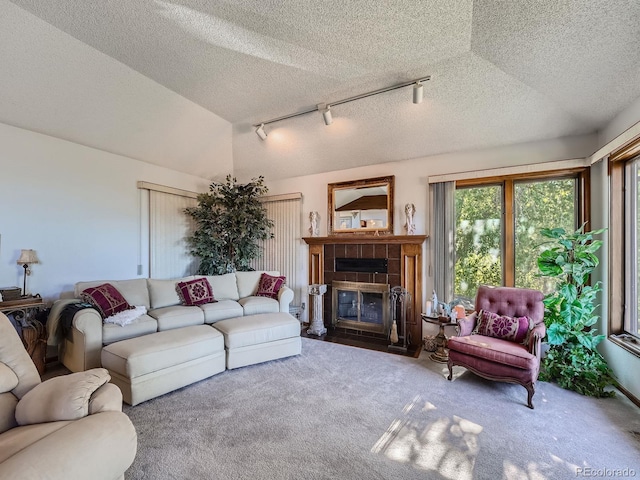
[455,185,502,301]
[515,179,576,293]
[455,177,577,301]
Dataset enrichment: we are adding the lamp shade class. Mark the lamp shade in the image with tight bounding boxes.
[17,249,39,265]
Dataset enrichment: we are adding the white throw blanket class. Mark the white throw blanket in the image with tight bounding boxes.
[104,306,147,327]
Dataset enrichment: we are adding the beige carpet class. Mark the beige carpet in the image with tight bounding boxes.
[123,338,640,480]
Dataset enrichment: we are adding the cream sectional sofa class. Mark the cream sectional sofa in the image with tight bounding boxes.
[49,271,294,373]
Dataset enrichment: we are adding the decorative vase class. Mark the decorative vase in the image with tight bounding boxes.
[390,320,399,343]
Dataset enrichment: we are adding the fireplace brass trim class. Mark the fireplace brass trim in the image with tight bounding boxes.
[332,281,390,334]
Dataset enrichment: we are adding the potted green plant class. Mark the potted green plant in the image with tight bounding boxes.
[536,225,616,397]
[185,175,273,275]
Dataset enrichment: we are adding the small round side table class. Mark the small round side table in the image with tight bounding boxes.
[421,314,456,363]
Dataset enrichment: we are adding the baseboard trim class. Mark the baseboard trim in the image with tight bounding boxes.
[617,383,640,408]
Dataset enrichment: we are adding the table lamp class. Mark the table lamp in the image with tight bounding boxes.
[17,249,39,296]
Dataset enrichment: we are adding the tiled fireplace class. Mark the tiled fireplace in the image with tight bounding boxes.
[303,235,426,345]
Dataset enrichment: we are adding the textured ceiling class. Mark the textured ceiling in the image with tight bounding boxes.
[5,0,640,181]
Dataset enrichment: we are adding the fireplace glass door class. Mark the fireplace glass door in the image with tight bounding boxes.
[332,281,390,334]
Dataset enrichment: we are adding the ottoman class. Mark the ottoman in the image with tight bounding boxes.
[101,325,225,405]
[213,312,301,370]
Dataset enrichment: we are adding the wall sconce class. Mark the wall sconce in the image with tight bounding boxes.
[17,249,39,296]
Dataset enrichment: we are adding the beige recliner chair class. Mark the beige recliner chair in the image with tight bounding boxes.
[0,312,137,479]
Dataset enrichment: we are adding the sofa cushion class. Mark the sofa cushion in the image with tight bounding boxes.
[102,314,158,345]
[0,392,18,434]
[0,363,19,394]
[101,325,224,379]
[15,369,110,425]
[235,271,280,299]
[80,283,133,319]
[176,278,215,306]
[148,277,195,309]
[447,335,536,370]
[199,300,244,324]
[75,279,150,309]
[0,420,72,463]
[475,309,532,344]
[148,305,205,331]
[238,296,279,316]
[255,273,286,299]
[214,312,300,349]
[203,273,239,301]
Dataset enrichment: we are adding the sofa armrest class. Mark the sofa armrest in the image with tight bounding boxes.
[528,322,546,356]
[15,369,110,425]
[278,286,294,313]
[455,312,477,337]
[60,308,104,372]
[47,299,82,346]
[89,382,123,414]
[0,411,137,480]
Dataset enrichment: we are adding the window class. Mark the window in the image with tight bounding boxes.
[455,171,586,301]
[625,157,640,337]
[610,137,640,353]
[455,185,503,298]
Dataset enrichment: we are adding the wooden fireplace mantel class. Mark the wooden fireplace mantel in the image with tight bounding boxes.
[303,235,427,245]
[303,234,427,346]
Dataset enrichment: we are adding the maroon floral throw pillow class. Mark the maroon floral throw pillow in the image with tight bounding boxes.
[255,273,286,299]
[176,278,216,306]
[81,283,133,319]
[475,309,532,344]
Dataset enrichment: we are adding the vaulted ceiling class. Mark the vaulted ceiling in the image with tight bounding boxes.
[4,0,640,181]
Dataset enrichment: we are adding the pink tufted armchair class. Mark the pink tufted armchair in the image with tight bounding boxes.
[447,285,546,409]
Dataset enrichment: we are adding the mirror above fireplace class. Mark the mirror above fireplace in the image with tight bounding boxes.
[328,175,394,235]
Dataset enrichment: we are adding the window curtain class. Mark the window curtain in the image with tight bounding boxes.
[430,181,456,304]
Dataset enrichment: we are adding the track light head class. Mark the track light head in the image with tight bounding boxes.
[323,107,333,125]
[318,104,333,126]
[255,123,267,140]
[413,82,423,104]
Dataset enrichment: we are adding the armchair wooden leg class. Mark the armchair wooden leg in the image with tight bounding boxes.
[447,359,453,381]
[525,382,535,409]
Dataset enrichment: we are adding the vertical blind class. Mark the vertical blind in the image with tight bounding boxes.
[431,181,456,304]
[148,188,198,279]
[251,193,303,308]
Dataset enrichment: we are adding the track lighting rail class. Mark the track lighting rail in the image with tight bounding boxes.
[253,75,430,138]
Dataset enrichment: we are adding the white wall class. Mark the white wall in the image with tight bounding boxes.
[264,134,597,237]
[0,122,217,302]
[599,94,640,146]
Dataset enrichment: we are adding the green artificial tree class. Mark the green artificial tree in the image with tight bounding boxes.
[537,225,616,397]
[185,175,273,275]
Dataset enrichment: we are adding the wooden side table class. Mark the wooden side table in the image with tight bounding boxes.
[421,314,456,363]
[0,296,47,374]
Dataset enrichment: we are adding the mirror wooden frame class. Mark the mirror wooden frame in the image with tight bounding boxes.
[328,175,394,235]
